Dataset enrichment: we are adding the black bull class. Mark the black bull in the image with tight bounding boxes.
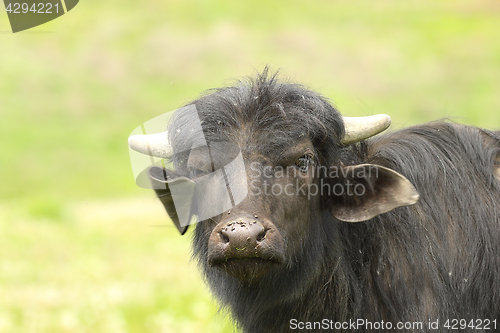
[130,72,500,332]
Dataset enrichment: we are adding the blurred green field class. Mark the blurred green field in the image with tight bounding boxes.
[1,0,499,332]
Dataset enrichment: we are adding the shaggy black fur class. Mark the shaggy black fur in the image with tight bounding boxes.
[163,70,500,332]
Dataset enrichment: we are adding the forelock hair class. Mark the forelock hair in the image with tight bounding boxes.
[169,68,345,166]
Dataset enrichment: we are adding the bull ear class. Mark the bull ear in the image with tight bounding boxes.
[331,164,419,222]
[148,166,194,235]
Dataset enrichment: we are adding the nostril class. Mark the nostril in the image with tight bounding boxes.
[256,229,267,242]
[220,230,230,243]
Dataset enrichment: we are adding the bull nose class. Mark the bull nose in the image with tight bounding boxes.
[208,214,285,282]
[219,219,267,251]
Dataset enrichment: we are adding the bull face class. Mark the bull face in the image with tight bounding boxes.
[203,140,318,283]
[129,73,419,285]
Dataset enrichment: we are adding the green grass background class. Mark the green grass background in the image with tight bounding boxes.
[1,1,499,332]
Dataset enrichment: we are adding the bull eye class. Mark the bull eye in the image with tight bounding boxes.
[494,156,500,180]
[295,154,314,173]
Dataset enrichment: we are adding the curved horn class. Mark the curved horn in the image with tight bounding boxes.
[342,114,391,145]
[128,131,173,158]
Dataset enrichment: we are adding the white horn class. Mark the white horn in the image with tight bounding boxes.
[128,131,173,158]
[342,114,391,145]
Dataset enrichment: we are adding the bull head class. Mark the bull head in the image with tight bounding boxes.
[128,111,418,283]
